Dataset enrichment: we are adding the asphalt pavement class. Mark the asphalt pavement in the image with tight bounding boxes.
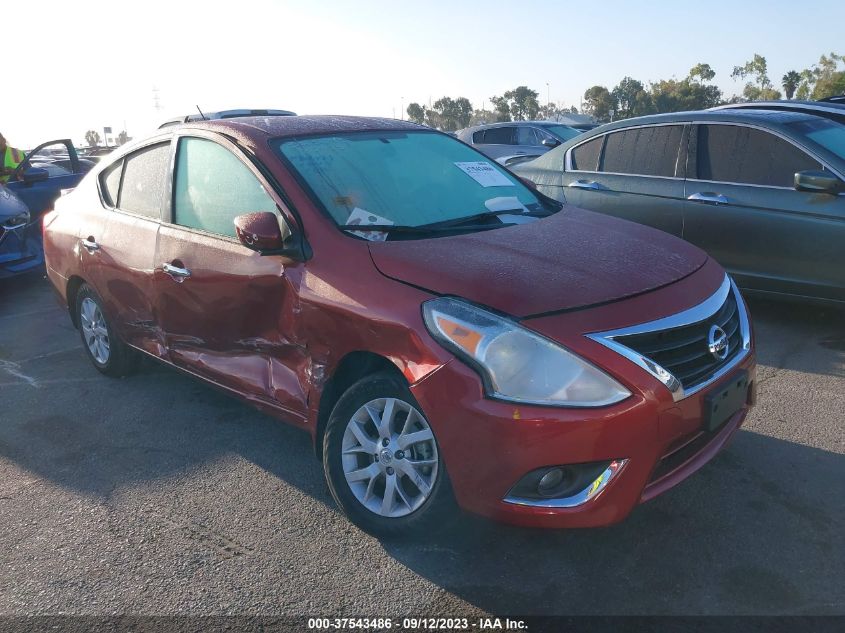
[0,273,843,617]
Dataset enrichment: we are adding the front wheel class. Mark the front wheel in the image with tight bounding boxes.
[323,372,453,536]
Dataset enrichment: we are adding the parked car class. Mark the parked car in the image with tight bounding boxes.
[711,99,845,125]
[158,108,297,129]
[43,116,755,534]
[1,139,87,278]
[456,121,583,160]
[514,109,845,305]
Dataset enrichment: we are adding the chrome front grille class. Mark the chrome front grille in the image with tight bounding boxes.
[612,290,741,389]
[587,275,751,402]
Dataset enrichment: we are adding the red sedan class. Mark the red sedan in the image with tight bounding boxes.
[42,116,756,534]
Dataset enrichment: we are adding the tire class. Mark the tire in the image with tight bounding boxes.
[323,371,454,537]
[75,283,137,377]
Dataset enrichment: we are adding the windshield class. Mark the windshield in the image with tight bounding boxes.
[543,125,582,142]
[275,131,545,236]
[787,118,845,161]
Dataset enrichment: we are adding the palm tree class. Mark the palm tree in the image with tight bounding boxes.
[84,130,101,147]
[782,71,801,100]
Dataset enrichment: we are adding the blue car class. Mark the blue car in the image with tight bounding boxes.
[1,139,89,279]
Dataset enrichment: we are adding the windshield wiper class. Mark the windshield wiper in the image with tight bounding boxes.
[419,208,553,230]
[337,222,516,236]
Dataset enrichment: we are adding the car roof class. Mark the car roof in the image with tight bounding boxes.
[463,120,576,132]
[180,115,428,140]
[712,100,845,113]
[586,108,823,134]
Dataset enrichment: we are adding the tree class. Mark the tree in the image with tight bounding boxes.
[489,95,511,122]
[431,96,473,131]
[582,86,617,123]
[117,131,131,145]
[731,54,780,100]
[85,130,101,147]
[780,71,801,100]
[406,103,426,125]
[611,76,654,119]
[469,108,496,126]
[689,63,716,83]
[489,86,540,121]
[804,52,845,100]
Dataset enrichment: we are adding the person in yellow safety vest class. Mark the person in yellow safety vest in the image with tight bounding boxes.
[0,132,26,184]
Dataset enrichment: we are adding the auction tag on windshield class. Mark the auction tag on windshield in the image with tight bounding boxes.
[455,161,514,187]
[346,207,393,241]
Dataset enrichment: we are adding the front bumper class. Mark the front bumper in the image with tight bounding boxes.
[411,353,755,528]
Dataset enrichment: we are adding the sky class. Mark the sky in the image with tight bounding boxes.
[4,0,844,149]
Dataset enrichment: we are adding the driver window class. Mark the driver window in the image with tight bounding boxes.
[173,137,277,237]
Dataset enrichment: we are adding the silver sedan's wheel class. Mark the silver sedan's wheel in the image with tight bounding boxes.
[341,397,439,518]
[80,297,110,365]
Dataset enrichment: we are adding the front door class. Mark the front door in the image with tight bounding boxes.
[683,123,845,301]
[153,133,309,421]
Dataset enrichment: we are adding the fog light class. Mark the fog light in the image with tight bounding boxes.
[537,468,565,496]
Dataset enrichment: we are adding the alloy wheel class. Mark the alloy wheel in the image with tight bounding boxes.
[80,297,110,365]
[341,397,439,518]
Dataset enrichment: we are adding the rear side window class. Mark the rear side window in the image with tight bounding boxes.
[570,136,603,171]
[173,137,277,237]
[601,125,683,177]
[472,130,484,143]
[100,159,123,207]
[482,127,514,144]
[697,125,822,187]
[119,144,170,219]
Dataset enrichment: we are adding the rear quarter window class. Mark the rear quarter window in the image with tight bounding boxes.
[601,125,683,177]
[99,159,123,207]
[570,136,603,171]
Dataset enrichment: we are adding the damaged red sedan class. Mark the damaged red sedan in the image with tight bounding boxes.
[43,116,756,534]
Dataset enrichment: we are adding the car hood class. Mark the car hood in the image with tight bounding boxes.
[0,185,28,220]
[367,206,708,318]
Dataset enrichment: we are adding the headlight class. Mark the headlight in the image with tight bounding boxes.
[422,297,631,407]
[1,211,30,230]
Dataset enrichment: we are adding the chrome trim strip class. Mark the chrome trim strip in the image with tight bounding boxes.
[586,275,752,402]
[503,459,628,508]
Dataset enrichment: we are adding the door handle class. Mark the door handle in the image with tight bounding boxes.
[80,237,99,253]
[687,192,728,205]
[162,262,191,282]
[568,179,601,190]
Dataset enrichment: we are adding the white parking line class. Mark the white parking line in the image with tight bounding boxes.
[0,377,101,389]
[0,360,39,387]
[18,347,81,364]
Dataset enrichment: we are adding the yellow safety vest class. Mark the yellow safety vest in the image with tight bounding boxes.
[1,147,25,183]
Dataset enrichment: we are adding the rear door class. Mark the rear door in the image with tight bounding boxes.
[82,141,169,355]
[561,124,687,236]
[683,123,845,301]
[153,131,309,420]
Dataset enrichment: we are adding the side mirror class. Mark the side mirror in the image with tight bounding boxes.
[541,138,560,148]
[795,170,843,195]
[22,167,49,184]
[234,211,292,254]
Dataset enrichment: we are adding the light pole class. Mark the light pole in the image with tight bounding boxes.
[546,82,550,111]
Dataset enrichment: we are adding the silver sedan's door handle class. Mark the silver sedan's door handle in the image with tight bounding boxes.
[80,237,99,253]
[568,179,601,190]
[162,262,191,282]
[687,192,728,205]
